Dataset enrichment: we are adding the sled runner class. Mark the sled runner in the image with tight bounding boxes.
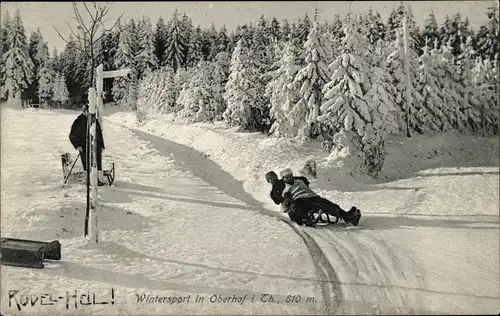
[0,238,61,269]
[311,210,340,225]
[61,152,81,184]
[303,207,360,227]
[102,163,115,186]
[303,209,340,227]
[61,152,115,186]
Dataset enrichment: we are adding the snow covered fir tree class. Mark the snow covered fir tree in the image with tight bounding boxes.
[1,3,498,178]
[52,72,69,107]
[265,41,300,138]
[1,9,34,106]
[319,15,399,177]
[222,38,264,131]
[288,20,331,140]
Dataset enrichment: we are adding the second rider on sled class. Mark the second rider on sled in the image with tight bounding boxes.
[266,169,361,227]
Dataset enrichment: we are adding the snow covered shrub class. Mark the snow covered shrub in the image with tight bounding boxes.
[315,130,368,182]
[470,56,499,135]
[136,66,176,122]
[176,61,216,123]
[136,72,157,122]
[300,159,317,178]
[119,76,139,111]
[357,125,389,177]
[330,130,361,159]
[316,123,339,152]
[172,68,193,113]
[157,67,176,114]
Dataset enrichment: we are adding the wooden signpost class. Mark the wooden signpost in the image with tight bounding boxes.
[84,64,131,243]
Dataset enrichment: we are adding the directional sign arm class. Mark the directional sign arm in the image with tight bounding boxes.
[102,69,132,79]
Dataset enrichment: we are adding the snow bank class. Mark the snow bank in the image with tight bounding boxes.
[381,132,499,181]
[1,99,24,110]
[107,111,499,213]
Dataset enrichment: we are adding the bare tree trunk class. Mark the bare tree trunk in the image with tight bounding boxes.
[52,2,123,242]
[482,104,486,137]
[402,4,412,138]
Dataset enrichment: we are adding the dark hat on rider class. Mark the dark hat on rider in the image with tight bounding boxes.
[265,171,278,183]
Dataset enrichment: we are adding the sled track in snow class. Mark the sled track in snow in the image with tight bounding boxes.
[116,122,343,315]
[281,219,342,314]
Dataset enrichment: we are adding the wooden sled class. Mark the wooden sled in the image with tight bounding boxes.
[308,207,361,227]
[102,163,115,186]
[307,209,340,227]
[61,153,115,186]
[0,238,61,269]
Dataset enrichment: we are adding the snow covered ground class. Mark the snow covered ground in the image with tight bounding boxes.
[1,107,329,315]
[107,110,500,315]
[1,106,498,315]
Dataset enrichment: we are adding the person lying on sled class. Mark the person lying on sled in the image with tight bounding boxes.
[279,168,361,226]
[265,170,310,206]
[265,170,317,225]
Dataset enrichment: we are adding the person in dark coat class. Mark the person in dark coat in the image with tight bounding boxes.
[265,170,317,226]
[69,105,105,175]
[265,171,310,205]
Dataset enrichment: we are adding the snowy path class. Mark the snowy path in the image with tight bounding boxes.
[108,112,500,315]
[126,125,500,315]
[0,108,328,315]
[126,127,342,315]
